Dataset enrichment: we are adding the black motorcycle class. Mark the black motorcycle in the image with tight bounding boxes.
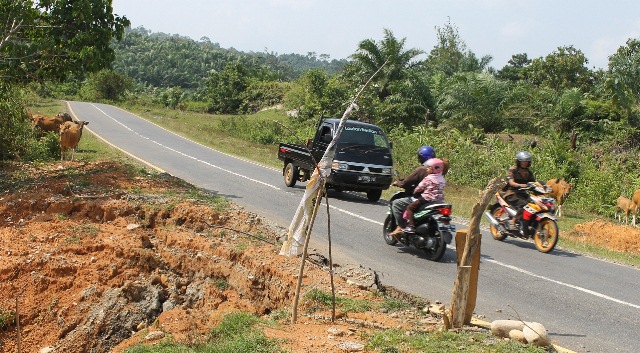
[382,191,455,261]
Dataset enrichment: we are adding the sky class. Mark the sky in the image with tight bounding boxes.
[111,0,640,70]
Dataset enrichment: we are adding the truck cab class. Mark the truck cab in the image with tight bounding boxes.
[278,118,393,202]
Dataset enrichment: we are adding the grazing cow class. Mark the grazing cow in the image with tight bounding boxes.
[31,112,74,135]
[59,120,89,161]
[546,178,573,218]
[615,196,635,224]
[632,189,640,227]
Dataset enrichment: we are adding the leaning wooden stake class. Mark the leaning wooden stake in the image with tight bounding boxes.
[16,297,21,353]
[292,181,326,323]
[447,177,503,328]
[324,194,337,322]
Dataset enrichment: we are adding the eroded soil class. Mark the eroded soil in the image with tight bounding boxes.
[0,161,638,353]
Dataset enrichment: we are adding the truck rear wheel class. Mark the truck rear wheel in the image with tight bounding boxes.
[366,189,382,202]
[284,162,298,187]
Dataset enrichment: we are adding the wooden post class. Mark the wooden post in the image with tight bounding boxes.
[448,177,503,328]
[455,230,481,324]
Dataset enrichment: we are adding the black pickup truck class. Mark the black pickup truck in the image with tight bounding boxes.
[277,118,393,202]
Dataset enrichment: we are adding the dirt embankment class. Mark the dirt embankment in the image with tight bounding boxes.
[0,161,435,353]
[0,161,638,353]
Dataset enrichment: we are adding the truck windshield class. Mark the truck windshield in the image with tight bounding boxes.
[338,126,390,149]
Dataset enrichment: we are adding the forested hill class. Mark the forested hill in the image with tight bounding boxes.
[110,26,347,89]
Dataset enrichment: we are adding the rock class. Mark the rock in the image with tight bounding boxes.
[40,347,54,353]
[490,319,525,338]
[523,322,550,346]
[508,329,527,343]
[144,330,165,341]
[337,341,364,352]
[428,304,445,315]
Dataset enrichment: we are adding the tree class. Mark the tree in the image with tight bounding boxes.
[606,38,640,114]
[374,71,434,129]
[425,20,492,76]
[521,46,593,92]
[284,69,348,122]
[436,72,510,132]
[80,69,133,101]
[495,53,531,82]
[207,62,250,114]
[0,0,130,84]
[350,28,424,102]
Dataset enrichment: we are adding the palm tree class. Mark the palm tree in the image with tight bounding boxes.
[350,28,424,101]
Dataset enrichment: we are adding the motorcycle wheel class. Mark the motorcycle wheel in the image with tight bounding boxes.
[284,162,298,187]
[422,231,447,262]
[489,204,508,241]
[382,214,398,245]
[534,219,559,253]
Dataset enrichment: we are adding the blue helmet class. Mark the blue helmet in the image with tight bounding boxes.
[417,145,436,163]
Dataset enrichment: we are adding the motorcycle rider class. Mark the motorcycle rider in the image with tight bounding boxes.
[389,146,449,238]
[402,158,446,233]
[503,150,536,230]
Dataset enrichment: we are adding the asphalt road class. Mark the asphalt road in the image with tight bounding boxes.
[68,101,640,353]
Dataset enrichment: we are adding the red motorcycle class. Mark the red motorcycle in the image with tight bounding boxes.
[484,182,559,253]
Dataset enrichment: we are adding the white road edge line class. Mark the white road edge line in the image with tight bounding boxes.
[485,258,640,309]
[89,104,281,191]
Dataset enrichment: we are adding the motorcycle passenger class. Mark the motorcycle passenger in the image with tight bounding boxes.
[503,150,536,229]
[389,146,444,238]
[402,158,446,233]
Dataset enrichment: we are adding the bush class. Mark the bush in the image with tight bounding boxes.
[0,83,36,161]
[217,116,285,145]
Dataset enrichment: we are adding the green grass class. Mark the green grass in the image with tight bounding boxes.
[123,312,283,353]
[366,329,549,352]
[558,236,640,267]
[0,307,15,331]
[304,287,374,314]
[117,102,286,169]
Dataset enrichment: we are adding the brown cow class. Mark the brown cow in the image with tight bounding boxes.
[632,189,640,227]
[59,120,89,161]
[31,112,74,136]
[546,178,573,218]
[615,196,635,225]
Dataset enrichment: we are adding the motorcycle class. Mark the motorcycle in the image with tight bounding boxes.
[383,190,455,261]
[484,181,559,253]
